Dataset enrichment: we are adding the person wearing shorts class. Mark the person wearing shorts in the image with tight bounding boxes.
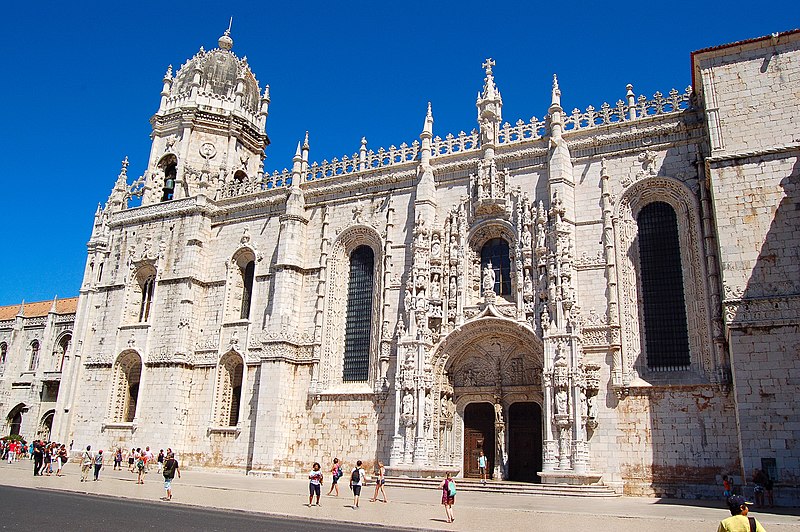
[327,458,341,496]
[478,450,488,485]
[161,452,180,501]
[350,460,366,509]
[308,462,323,506]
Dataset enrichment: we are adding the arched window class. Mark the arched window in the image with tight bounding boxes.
[159,155,178,202]
[637,202,690,370]
[8,406,23,436]
[55,334,71,372]
[0,342,7,370]
[215,352,244,426]
[481,238,512,296]
[111,352,142,423]
[342,245,375,382]
[233,170,247,182]
[28,340,40,372]
[240,260,255,320]
[139,274,156,322]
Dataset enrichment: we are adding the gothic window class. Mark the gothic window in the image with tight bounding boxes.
[159,154,178,202]
[226,249,256,322]
[481,238,512,295]
[110,352,142,423]
[0,342,7,371]
[28,340,40,372]
[55,334,71,372]
[214,352,244,426]
[139,276,155,322]
[637,202,690,370]
[342,245,375,382]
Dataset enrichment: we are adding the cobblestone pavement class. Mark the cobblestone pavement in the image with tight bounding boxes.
[1,461,798,531]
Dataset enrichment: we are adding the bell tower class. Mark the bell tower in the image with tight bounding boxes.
[140,27,271,205]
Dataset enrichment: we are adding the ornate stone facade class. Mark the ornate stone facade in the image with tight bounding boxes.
[3,29,796,501]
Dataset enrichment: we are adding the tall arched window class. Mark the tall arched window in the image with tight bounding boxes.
[28,340,40,372]
[240,260,255,320]
[342,245,375,382]
[0,342,7,370]
[481,238,512,295]
[215,352,244,426]
[139,275,156,322]
[637,202,690,370]
[111,352,142,423]
[55,334,71,372]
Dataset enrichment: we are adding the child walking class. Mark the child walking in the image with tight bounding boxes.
[308,462,323,506]
[440,471,456,523]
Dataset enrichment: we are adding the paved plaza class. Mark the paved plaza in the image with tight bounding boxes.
[0,460,797,531]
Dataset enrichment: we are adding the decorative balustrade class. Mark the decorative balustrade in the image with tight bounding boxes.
[562,86,693,132]
[221,85,692,198]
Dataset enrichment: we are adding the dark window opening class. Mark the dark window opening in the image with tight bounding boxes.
[161,161,177,201]
[240,260,255,320]
[126,383,139,423]
[480,238,512,295]
[637,202,690,370]
[29,341,40,372]
[343,245,374,382]
[139,277,155,322]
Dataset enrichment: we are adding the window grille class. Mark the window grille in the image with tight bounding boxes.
[343,245,374,382]
[480,238,512,295]
[637,202,690,370]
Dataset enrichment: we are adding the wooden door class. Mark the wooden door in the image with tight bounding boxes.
[463,402,495,478]
[507,402,542,482]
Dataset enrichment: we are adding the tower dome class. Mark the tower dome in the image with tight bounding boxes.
[165,30,262,115]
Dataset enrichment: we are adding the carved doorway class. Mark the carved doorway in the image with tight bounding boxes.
[507,402,542,482]
[463,402,495,478]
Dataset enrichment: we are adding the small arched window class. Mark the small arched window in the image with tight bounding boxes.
[342,245,375,382]
[233,170,247,182]
[240,260,255,320]
[28,340,40,372]
[481,238,512,296]
[0,342,7,367]
[637,202,690,370]
[56,334,71,372]
[159,155,178,202]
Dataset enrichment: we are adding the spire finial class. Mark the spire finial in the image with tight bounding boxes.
[482,58,495,76]
[121,156,129,175]
[303,131,310,150]
[551,74,561,108]
[219,19,234,50]
[422,102,434,137]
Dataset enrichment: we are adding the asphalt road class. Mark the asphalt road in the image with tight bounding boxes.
[0,485,406,531]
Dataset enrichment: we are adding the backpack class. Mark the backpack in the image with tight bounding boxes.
[350,468,360,484]
[163,460,175,478]
[447,479,457,497]
[335,467,343,480]
[136,458,145,471]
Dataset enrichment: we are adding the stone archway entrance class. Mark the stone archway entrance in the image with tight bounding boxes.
[507,402,542,482]
[463,402,495,478]
[7,404,25,436]
[431,314,544,481]
[38,410,55,441]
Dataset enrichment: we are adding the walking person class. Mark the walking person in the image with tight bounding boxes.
[478,450,488,486]
[128,448,135,472]
[370,461,388,503]
[350,460,366,509]
[80,445,93,482]
[93,450,104,481]
[41,443,52,475]
[136,451,146,484]
[157,449,165,473]
[32,441,43,476]
[440,472,456,523]
[718,495,766,532]
[56,444,68,476]
[113,448,123,470]
[752,469,767,507]
[308,462,323,506]
[161,452,180,501]
[326,458,342,496]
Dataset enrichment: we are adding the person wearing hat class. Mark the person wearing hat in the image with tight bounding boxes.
[718,495,767,532]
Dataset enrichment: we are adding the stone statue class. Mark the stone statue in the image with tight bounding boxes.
[580,388,588,418]
[522,226,532,248]
[494,402,503,423]
[556,389,568,415]
[402,392,414,417]
[482,262,496,293]
[587,394,597,420]
[404,287,413,311]
[524,270,533,295]
[431,274,441,299]
[431,234,441,258]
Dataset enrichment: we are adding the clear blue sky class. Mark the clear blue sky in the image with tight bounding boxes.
[1,1,795,304]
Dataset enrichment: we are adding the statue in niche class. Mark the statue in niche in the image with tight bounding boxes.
[524,270,533,296]
[536,222,546,249]
[522,226,532,248]
[431,234,441,259]
[431,274,441,300]
[463,368,476,387]
[494,402,503,423]
[449,277,457,297]
[555,389,568,415]
[482,262,496,293]
[404,287,413,312]
[495,424,506,468]
[580,388,588,418]
[402,392,414,418]
[587,394,597,420]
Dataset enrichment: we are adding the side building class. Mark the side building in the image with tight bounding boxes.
[17,28,796,501]
[0,298,77,442]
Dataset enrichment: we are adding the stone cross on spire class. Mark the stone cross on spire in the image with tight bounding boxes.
[482,58,495,76]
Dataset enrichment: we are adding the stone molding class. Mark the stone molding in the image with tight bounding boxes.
[724,295,800,328]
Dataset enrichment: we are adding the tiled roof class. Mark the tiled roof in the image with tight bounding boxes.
[0,297,79,321]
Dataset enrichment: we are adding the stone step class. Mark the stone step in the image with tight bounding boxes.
[385,476,621,497]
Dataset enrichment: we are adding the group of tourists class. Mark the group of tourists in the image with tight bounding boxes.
[1,439,28,462]
[309,458,455,523]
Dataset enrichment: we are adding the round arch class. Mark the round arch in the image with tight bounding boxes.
[6,403,27,436]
